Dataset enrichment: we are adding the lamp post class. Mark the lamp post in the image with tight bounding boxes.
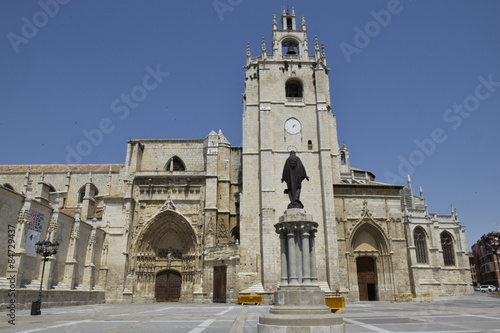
[31,240,59,316]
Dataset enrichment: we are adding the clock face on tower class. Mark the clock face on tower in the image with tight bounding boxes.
[285,118,301,135]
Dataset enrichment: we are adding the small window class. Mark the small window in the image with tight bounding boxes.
[307,140,313,150]
[414,227,428,264]
[165,156,186,172]
[2,183,14,191]
[340,151,346,165]
[285,80,303,98]
[441,231,455,266]
[78,184,99,203]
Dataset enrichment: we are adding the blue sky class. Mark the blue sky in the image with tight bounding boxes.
[1,0,499,248]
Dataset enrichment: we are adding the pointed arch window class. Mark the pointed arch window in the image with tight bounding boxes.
[165,156,186,172]
[413,227,428,264]
[78,184,99,203]
[441,231,455,266]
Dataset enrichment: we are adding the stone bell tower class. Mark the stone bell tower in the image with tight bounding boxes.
[239,8,342,295]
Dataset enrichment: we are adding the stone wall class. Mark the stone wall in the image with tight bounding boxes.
[0,290,104,311]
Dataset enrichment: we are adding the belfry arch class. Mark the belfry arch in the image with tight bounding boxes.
[347,220,394,301]
[131,209,199,302]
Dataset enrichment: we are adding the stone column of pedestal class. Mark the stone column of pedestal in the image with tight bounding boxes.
[310,231,318,284]
[286,226,299,285]
[258,208,345,333]
[279,231,288,286]
[301,227,311,284]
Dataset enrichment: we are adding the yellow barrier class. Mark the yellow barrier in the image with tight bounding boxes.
[403,294,416,302]
[391,293,432,302]
[325,296,346,313]
[238,295,262,305]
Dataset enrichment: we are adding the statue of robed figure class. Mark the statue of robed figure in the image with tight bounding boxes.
[281,151,309,209]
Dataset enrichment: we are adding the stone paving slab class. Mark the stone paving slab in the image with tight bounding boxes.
[0,293,499,332]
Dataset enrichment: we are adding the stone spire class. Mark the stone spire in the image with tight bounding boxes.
[314,35,320,59]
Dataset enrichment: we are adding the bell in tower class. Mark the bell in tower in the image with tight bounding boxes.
[282,41,299,55]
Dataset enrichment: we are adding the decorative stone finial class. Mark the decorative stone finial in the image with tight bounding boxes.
[314,36,320,59]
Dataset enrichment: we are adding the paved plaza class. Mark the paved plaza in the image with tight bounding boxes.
[1,293,499,333]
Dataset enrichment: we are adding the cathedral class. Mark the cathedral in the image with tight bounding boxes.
[0,9,472,307]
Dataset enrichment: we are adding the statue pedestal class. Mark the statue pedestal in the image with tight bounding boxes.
[258,209,345,333]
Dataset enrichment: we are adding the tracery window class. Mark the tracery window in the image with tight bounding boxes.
[157,247,182,260]
[441,231,455,266]
[165,156,186,171]
[413,227,428,264]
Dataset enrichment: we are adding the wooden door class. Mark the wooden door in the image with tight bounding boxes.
[213,266,227,303]
[155,270,181,302]
[356,257,377,301]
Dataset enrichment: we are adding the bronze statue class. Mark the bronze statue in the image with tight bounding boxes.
[281,151,309,209]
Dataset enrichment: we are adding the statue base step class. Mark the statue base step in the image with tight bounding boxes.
[258,285,345,332]
[258,313,345,333]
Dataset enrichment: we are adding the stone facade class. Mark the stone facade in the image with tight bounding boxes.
[0,9,472,308]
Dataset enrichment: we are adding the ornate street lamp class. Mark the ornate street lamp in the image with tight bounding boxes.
[30,240,59,316]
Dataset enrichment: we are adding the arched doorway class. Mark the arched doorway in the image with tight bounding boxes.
[356,257,377,301]
[133,209,198,303]
[155,270,181,302]
[350,221,390,301]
